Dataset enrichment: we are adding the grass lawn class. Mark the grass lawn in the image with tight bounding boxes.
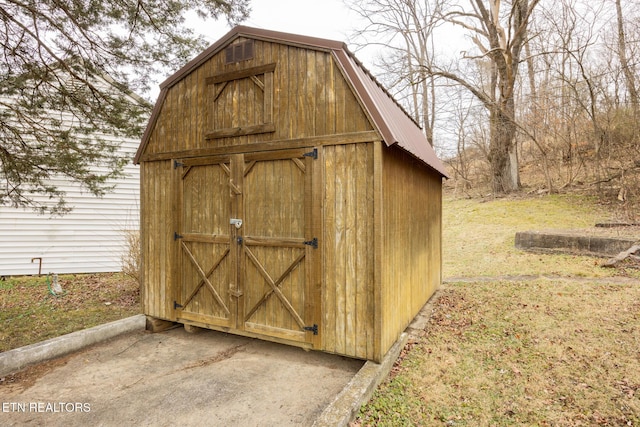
[355,194,640,426]
[0,273,139,353]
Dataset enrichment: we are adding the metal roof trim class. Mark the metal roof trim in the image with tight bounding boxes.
[333,50,449,177]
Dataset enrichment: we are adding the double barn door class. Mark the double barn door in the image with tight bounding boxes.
[173,148,318,346]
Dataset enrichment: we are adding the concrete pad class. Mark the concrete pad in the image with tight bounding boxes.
[0,315,146,377]
[0,294,441,426]
[0,327,363,426]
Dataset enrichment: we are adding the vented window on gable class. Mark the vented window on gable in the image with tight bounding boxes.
[225,40,254,64]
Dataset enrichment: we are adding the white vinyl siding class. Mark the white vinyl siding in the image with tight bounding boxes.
[0,138,140,276]
[0,75,143,277]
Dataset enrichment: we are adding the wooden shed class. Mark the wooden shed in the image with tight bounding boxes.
[134,26,448,362]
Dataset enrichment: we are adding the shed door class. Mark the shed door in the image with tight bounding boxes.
[176,156,234,329]
[175,149,318,346]
[240,149,316,344]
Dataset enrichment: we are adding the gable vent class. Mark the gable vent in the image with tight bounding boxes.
[225,40,254,64]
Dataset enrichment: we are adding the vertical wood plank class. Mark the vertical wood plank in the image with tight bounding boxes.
[315,51,327,136]
[277,44,290,140]
[146,162,155,316]
[294,48,305,138]
[139,162,147,315]
[171,158,181,321]
[365,143,375,359]
[334,62,346,135]
[142,162,151,315]
[264,71,273,124]
[373,140,384,362]
[326,56,336,135]
[273,159,284,329]
[334,144,346,355]
[354,143,369,358]
[344,144,357,356]
[158,161,168,319]
[304,49,315,137]
[195,62,204,147]
[322,146,336,353]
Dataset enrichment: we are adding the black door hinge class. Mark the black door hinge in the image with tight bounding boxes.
[304,324,318,335]
[303,148,318,159]
[303,237,318,249]
[174,232,183,240]
[174,160,184,169]
[174,301,183,309]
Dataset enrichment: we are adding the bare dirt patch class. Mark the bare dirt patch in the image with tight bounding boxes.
[0,353,75,392]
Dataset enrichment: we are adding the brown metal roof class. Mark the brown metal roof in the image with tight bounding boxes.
[135,26,448,177]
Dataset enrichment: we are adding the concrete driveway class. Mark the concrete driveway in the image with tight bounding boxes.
[0,326,364,426]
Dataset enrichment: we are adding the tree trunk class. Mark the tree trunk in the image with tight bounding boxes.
[488,106,519,193]
[615,0,638,116]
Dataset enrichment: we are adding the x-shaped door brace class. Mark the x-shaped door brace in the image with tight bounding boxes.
[180,242,231,316]
[243,246,306,330]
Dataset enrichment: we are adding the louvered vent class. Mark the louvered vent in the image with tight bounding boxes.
[225,40,254,64]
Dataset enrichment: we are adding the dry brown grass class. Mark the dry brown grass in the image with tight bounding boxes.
[357,279,640,426]
[355,194,640,426]
[443,194,640,279]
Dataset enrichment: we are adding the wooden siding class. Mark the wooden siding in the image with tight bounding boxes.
[138,32,443,362]
[140,39,373,160]
[0,136,140,276]
[322,142,375,360]
[379,145,442,355]
[140,160,175,321]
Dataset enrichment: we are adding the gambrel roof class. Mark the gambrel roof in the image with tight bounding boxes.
[135,26,447,177]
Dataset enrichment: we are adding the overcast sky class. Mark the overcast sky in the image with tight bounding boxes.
[244,0,356,42]
[182,0,461,82]
[196,0,358,46]
[147,1,369,98]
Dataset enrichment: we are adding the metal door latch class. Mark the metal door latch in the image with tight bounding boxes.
[230,218,243,229]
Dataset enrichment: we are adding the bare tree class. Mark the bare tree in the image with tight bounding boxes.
[615,0,639,116]
[347,0,447,146]
[431,0,541,193]
[441,87,478,192]
[347,0,640,199]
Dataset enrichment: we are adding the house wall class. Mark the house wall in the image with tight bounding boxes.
[379,145,442,356]
[0,136,140,277]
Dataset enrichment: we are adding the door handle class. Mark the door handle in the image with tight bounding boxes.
[230,218,242,229]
